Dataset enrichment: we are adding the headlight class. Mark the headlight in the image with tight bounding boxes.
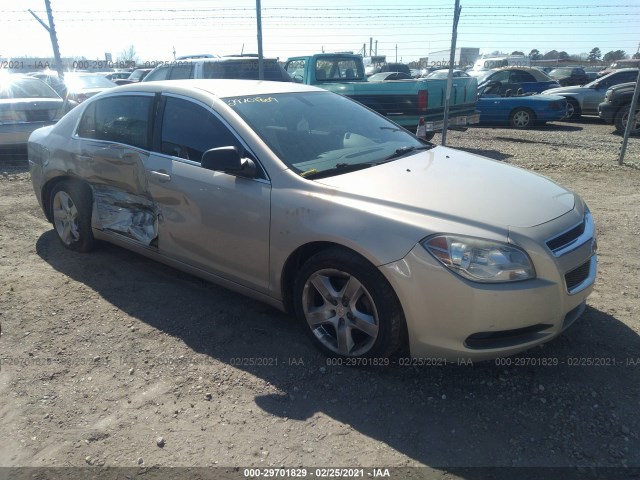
[422,235,535,283]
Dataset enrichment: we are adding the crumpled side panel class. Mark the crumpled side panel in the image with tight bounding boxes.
[91,184,158,245]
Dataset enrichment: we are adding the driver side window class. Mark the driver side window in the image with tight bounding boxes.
[160,97,240,162]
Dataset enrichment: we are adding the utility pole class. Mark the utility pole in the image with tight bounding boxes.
[29,0,64,79]
[618,60,640,165]
[441,0,461,146]
[395,44,398,63]
[256,0,264,80]
[375,40,378,56]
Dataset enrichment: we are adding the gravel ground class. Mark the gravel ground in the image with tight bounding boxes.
[0,118,639,479]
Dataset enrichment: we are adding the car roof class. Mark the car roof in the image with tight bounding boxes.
[607,68,639,73]
[104,79,322,98]
[489,66,553,81]
[158,56,280,65]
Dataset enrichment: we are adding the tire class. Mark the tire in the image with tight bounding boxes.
[566,99,581,119]
[293,248,405,358]
[509,108,536,129]
[614,106,640,135]
[50,181,95,252]
[422,132,436,142]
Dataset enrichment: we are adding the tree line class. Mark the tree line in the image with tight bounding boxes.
[514,48,639,63]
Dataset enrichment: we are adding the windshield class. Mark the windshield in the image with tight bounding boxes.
[225,91,428,178]
[474,69,497,84]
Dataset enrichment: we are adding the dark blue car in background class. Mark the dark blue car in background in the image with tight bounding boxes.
[472,67,560,94]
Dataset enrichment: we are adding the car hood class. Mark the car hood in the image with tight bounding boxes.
[606,82,636,94]
[315,146,575,229]
[542,85,589,95]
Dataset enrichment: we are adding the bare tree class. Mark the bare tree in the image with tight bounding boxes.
[117,45,138,65]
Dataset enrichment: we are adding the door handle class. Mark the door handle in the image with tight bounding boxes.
[150,170,171,183]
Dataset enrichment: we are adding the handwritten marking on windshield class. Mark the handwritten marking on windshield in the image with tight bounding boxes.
[226,97,279,107]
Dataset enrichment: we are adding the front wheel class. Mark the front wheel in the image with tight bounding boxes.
[422,132,436,142]
[50,181,95,252]
[293,249,405,358]
[614,106,640,135]
[509,108,535,128]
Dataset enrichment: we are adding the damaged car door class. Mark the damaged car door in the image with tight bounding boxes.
[75,93,158,245]
[144,94,271,292]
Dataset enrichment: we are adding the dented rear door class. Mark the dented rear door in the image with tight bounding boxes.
[74,93,159,245]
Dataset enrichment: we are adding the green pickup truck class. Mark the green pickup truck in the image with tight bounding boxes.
[284,53,480,140]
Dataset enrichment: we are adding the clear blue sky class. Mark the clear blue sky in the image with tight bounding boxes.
[1,0,638,64]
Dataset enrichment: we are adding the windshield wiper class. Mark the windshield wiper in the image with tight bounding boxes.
[382,145,434,162]
[302,162,377,180]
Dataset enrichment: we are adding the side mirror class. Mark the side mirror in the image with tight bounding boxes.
[201,146,258,179]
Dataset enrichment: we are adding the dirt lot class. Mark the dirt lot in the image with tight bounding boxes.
[0,118,639,479]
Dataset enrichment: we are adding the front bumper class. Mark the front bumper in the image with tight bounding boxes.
[394,112,481,136]
[381,210,596,362]
[597,102,617,124]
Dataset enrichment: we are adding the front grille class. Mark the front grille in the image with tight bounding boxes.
[546,220,585,253]
[565,260,591,292]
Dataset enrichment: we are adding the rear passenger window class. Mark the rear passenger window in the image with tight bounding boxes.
[77,102,96,138]
[77,96,152,149]
[203,60,288,81]
[160,97,240,162]
[618,71,639,83]
[145,66,170,82]
[169,64,194,79]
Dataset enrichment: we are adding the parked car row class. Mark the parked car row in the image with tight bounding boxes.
[4,60,637,155]
[469,66,638,131]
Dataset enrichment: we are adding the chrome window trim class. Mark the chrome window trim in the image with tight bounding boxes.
[160,92,271,182]
[547,211,595,258]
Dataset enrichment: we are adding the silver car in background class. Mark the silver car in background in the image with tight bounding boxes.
[28,80,597,361]
[1,74,63,149]
[543,68,639,118]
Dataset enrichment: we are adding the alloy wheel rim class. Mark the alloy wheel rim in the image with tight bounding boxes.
[513,111,530,127]
[52,191,80,245]
[302,268,379,356]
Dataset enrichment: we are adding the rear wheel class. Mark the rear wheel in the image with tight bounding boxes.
[566,99,581,119]
[509,108,535,129]
[50,181,95,252]
[614,106,640,135]
[293,248,405,358]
